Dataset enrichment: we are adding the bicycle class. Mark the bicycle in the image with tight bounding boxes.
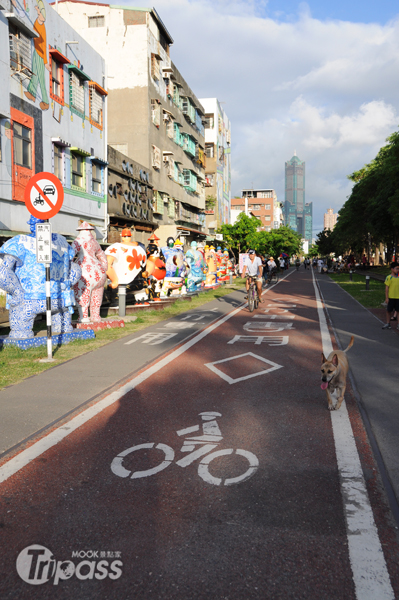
[245,274,259,312]
[111,412,259,487]
[267,267,278,285]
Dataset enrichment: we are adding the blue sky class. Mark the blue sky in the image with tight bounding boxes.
[262,0,399,24]
[114,0,399,236]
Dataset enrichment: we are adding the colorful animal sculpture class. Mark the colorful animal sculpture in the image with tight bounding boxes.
[143,233,166,300]
[72,221,108,323]
[160,237,185,296]
[0,215,81,339]
[204,247,218,286]
[185,241,205,292]
[105,228,147,289]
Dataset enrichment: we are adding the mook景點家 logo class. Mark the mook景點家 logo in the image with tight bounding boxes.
[16,545,123,585]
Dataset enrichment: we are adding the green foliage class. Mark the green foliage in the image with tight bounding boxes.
[307,244,319,258]
[205,194,217,210]
[320,130,399,259]
[218,214,301,259]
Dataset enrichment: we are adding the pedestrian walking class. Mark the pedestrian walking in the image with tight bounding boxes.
[317,258,324,273]
[382,261,399,329]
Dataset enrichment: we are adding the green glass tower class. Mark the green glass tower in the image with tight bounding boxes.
[284,152,312,243]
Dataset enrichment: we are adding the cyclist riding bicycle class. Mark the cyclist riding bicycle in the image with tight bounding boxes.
[242,250,263,302]
[266,256,277,284]
[295,257,301,270]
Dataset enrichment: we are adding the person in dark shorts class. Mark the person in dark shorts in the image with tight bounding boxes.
[382,261,399,329]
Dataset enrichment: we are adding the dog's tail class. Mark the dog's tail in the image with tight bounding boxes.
[343,335,354,353]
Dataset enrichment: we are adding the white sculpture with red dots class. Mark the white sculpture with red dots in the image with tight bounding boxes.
[72,222,108,323]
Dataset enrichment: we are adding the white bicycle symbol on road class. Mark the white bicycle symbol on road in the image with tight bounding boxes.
[111,412,259,486]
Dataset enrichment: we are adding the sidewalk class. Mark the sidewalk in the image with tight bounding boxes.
[316,272,399,514]
[0,289,246,459]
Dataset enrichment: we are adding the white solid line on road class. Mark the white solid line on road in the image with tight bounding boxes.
[0,290,270,484]
[312,268,394,600]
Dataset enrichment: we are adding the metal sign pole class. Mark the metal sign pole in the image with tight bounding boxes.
[37,220,55,363]
[45,261,53,360]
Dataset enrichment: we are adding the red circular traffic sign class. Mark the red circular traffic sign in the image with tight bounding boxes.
[24,172,64,219]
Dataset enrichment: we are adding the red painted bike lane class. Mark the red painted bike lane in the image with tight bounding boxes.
[0,271,398,599]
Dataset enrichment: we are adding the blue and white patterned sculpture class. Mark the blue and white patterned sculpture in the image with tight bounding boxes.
[185,241,205,292]
[0,216,81,339]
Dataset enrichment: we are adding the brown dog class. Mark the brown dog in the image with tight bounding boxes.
[321,336,354,411]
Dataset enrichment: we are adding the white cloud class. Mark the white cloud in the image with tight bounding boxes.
[121,0,399,234]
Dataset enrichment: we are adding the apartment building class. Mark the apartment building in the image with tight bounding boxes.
[56,3,207,246]
[324,208,338,231]
[0,0,107,243]
[232,189,282,231]
[199,98,231,234]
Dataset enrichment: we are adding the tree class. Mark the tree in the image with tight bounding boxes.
[307,244,319,258]
[218,217,302,261]
[332,129,399,260]
[218,212,261,259]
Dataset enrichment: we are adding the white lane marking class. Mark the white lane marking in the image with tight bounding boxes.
[251,314,295,319]
[162,321,196,329]
[0,297,252,483]
[227,335,289,346]
[312,268,394,600]
[243,321,294,331]
[125,332,178,346]
[205,352,282,384]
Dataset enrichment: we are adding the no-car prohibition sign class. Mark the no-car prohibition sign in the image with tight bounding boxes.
[24,172,64,219]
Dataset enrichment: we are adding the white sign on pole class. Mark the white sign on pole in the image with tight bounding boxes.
[36,223,52,264]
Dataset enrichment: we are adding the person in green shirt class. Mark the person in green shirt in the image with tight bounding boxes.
[382,261,399,329]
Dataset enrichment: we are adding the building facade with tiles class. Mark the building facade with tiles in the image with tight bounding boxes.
[0,0,107,244]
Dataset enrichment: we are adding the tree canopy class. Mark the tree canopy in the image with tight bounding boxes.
[318,130,399,260]
[218,213,302,259]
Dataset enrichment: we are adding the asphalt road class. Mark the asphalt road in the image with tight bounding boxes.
[0,270,398,599]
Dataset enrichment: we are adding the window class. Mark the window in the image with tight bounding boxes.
[92,163,103,194]
[151,99,161,128]
[204,114,214,129]
[153,191,164,215]
[252,204,260,211]
[71,152,84,188]
[173,123,183,147]
[152,145,161,170]
[53,144,64,183]
[264,215,271,221]
[168,199,175,219]
[13,122,31,168]
[205,173,214,187]
[205,143,214,158]
[70,71,85,117]
[265,203,271,210]
[151,54,160,81]
[88,16,105,27]
[88,81,107,129]
[9,25,31,72]
[52,59,62,98]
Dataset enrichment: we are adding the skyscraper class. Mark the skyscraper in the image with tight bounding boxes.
[284,152,312,243]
